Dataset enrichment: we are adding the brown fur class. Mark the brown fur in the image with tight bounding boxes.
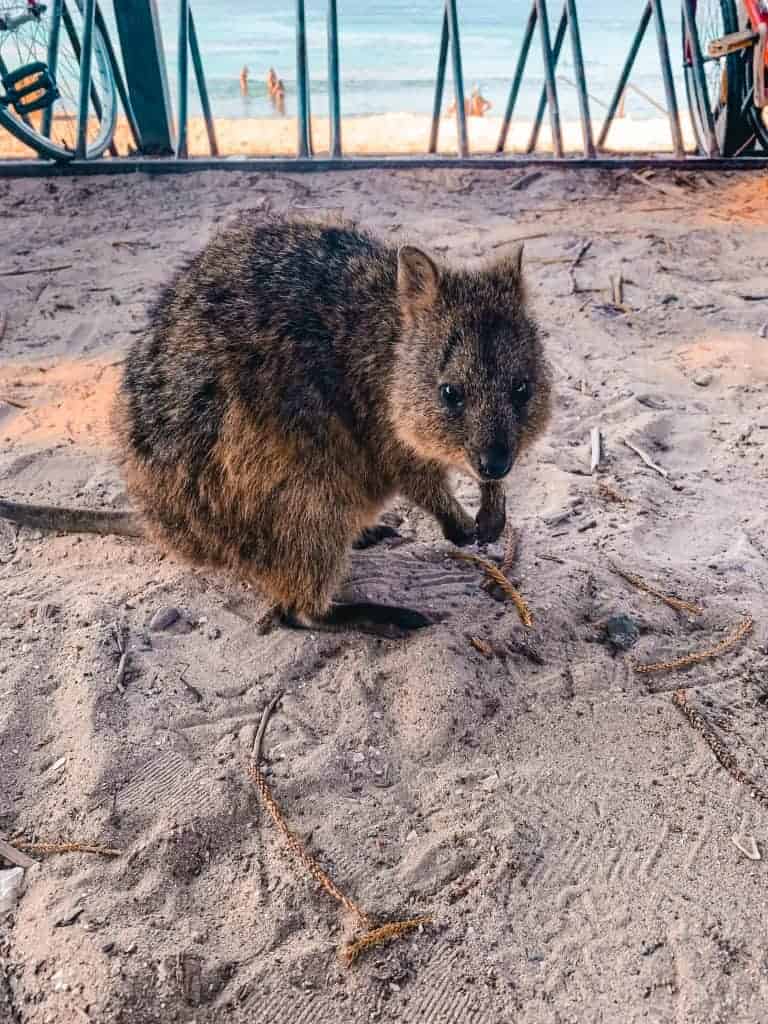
[4,217,552,637]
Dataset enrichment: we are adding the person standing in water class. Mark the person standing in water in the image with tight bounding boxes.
[469,84,492,116]
[239,66,249,97]
[447,84,492,117]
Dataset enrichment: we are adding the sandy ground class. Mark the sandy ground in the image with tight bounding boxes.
[1,166,768,1023]
[0,111,698,159]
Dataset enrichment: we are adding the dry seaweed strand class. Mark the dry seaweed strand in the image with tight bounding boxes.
[469,636,494,658]
[448,550,533,627]
[12,841,122,857]
[597,481,629,504]
[249,696,432,965]
[672,688,768,810]
[608,560,703,616]
[342,916,433,966]
[634,616,753,675]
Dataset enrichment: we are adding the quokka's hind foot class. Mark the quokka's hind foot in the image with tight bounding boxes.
[282,601,435,639]
[352,524,402,550]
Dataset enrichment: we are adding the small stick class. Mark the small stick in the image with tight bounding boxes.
[12,841,122,857]
[571,239,593,272]
[491,232,548,248]
[0,311,6,342]
[0,836,36,868]
[448,550,533,627]
[113,624,128,694]
[622,439,668,479]
[569,239,593,294]
[590,427,602,474]
[608,560,703,615]
[252,692,283,763]
[539,553,565,564]
[610,272,624,306]
[0,396,26,410]
[0,263,73,278]
[634,616,753,674]
[115,652,129,695]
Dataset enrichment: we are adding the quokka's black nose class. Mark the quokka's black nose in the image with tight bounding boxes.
[478,445,513,480]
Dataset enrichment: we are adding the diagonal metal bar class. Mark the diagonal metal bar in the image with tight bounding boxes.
[496,3,537,152]
[527,2,567,154]
[429,8,450,154]
[446,0,468,157]
[597,1,651,150]
[189,7,217,156]
[564,0,594,157]
[532,0,563,157]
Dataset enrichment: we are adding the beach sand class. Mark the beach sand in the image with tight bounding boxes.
[1,166,768,1023]
[0,110,698,159]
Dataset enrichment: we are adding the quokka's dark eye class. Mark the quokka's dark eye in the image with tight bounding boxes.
[439,383,465,413]
[511,380,532,407]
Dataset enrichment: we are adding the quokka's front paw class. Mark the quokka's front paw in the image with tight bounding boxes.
[475,505,506,545]
[441,517,476,547]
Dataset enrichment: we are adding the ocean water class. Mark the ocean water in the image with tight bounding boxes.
[135,0,688,123]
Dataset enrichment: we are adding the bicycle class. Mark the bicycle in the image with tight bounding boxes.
[684,0,768,155]
[0,0,117,160]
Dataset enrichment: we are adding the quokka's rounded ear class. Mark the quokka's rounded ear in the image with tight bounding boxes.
[492,242,524,278]
[397,246,440,307]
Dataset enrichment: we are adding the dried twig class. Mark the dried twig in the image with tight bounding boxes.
[623,438,668,479]
[634,616,753,674]
[0,311,6,342]
[569,239,593,294]
[571,239,593,272]
[673,688,768,809]
[610,272,624,306]
[115,652,129,695]
[12,841,122,857]
[590,427,602,474]
[252,692,283,763]
[0,263,73,278]
[608,560,703,615]
[248,697,432,966]
[448,549,533,627]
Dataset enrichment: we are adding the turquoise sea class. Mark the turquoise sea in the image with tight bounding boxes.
[134,1,688,123]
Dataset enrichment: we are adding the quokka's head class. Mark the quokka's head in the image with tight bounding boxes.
[390,243,552,482]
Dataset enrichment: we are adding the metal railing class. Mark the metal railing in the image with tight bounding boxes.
[1,0,767,171]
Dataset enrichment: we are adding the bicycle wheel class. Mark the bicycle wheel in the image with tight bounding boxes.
[682,0,753,155]
[0,0,117,161]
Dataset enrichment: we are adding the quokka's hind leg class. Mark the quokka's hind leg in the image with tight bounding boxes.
[281,603,434,639]
[257,485,433,638]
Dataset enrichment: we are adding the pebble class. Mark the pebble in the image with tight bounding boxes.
[604,614,640,651]
[693,372,713,387]
[0,867,24,912]
[149,607,181,631]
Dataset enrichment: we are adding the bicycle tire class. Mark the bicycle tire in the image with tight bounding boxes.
[682,0,753,155]
[0,0,117,161]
